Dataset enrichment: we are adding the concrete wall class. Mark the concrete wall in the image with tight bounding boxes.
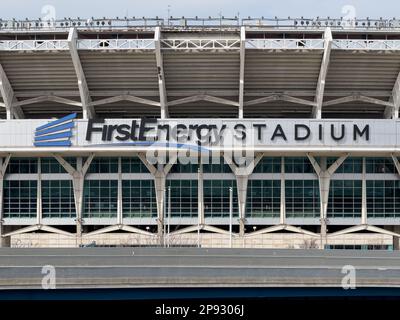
[10,232,392,249]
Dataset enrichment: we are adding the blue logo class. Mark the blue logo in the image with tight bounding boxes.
[34,113,76,147]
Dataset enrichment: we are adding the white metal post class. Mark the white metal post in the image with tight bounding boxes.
[229,187,233,248]
[163,187,166,247]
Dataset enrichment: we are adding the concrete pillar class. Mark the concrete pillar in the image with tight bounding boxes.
[73,157,84,240]
[224,153,263,237]
[138,153,177,245]
[54,154,94,246]
[236,175,248,236]
[0,155,11,247]
[319,158,329,247]
[307,153,348,249]
[154,171,166,240]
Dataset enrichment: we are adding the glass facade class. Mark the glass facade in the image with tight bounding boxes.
[42,180,75,218]
[83,180,118,218]
[328,157,362,174]
[3,180,37,218]
[253,158,281,173]
[121,157,149,173]
[204,180,238,217]
[285,180,320,217]
[166,180,198,218]
[2,156,400,223]
[246,180,280,217]
[367,180,400,218]
[41,157,76,173]
[328,180,362,218]
[122,180,157,218]
[284,157,314,173]
[88,157,118,173]
[6,158,37,174]
[366,158,396,174]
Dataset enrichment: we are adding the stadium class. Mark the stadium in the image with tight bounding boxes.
[1,16,400,249]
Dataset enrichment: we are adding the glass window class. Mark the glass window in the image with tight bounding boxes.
[253,158,281,173]
[246,180,280,217]
[165,180,198,218]
[6,158,37,174]
[366,158,396,174]
[121,157,149,173]
[3,180,37,218]
[83,180,118,218]
[42,180,75,218]
[284,157,314,173]
[41,157,76,173]
[88,158,118,173]
[328,180,362,218]
[203,157,232,173]
[122,180,157,218]
[367,180,400,218]
[204,180,238,218]
[285,180,320,217]
[328,157,362,174]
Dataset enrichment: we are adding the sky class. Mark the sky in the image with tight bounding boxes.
[0,0,399,21]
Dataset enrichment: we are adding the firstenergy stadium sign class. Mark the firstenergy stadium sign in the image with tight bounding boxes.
[85,118,370,146]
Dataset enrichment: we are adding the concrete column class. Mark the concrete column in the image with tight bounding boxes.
[154,171,166,240]
[0,155,11,247]
[54,154,94,245]
[236,175,249,236]
[36,158,42,225]
[307,153,348,249]
[361,157,367,225]
[117,157,123,225]
[318,157,329,246]
[73,157,84,240]
[138,153,176,245]
[224,153,263,237]
[280,157,286,225]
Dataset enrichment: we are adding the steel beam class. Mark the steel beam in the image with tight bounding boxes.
[245,94,316,107]
[169,95,239,107]
[68,28,96,119]
[88,95,160,108]
[239,26,246,119]
[12,95,82,108]
[385,65,400,119]
[323,95,393,107]
[312,27,332,118]
[155,27,169,119]
[0,64,24,119]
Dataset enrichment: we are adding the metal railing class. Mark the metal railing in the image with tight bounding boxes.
[77,39,155,50]
[332,39,400,50]
[246,39,325,50]
[161,39,240,50]
[0,39,69,50]
[0,17,400,31]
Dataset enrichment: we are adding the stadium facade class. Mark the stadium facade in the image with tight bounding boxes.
[1,17,400,248]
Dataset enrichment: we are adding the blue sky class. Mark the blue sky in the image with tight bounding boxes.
[0,0,398,20]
